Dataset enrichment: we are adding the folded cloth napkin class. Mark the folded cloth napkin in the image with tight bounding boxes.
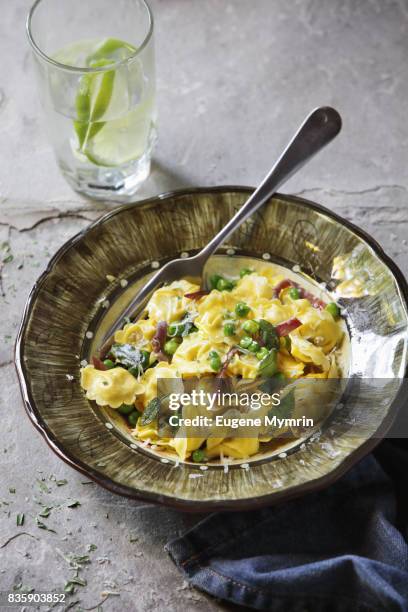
[166,439,408,612]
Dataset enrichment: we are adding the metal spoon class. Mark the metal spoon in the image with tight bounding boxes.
[100,106,342,349]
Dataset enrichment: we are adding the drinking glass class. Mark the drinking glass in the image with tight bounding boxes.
[27,0,156,201]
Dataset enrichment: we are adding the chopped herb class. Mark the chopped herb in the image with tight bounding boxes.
[56,479,68,486]
[64,581,76,595]
[16,513,24,526]
[70,554,90,566]
[36,479,50,494]
[9,487,16,494]
[87,543,97,552]
[140,397,161,425]
[39,506,52,518]
[13,583,34,594]
[3,254,13,264]
[36,517,56,533]
[66,500,81,508]
[70,576,87,587]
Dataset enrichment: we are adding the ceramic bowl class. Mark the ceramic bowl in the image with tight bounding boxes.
[15,188,408,511]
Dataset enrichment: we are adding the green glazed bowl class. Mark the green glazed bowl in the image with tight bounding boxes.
[15,188,408,511]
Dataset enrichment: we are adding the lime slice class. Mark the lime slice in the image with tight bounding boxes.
[82,95,154,167]
[74,58,116,149]
[86,38,137,65]
[72,38,138,167]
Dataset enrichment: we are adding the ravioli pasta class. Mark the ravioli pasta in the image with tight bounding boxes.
[80,267,344,462]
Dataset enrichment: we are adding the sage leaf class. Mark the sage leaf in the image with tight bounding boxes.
[141,397,161,426]
[258,348,278,377]
[110,343,149,371]
[258,319,279,350]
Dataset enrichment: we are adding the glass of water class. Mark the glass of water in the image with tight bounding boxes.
[27,0,156,201]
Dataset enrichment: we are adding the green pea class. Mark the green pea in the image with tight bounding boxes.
[118,403,135,415]
[235,302,250,317]
[164,338,181,356]
[103,359,115,369]
[140,350,150,369]
[170,322,188,337]
[289,287,300,300]
[210,358,221,371]
[167,325,184,337]
[239,336,252,349]
[223,323,235,336]
[217,278,234,292]
[240,268,253,278]
[256,347,269,361]
[209,351,221,371]
[243,319,260,335]
[325,302,340,319]
[192,449,207,463]
[128,411,140,427]
[209,274,222,290]
[248,340,260,353]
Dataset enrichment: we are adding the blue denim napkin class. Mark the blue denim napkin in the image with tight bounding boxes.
[166,439,408,611]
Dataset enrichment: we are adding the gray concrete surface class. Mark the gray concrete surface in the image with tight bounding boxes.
[1,0,407,610]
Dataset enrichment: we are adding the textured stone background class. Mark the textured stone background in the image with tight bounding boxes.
[1,0,407,610]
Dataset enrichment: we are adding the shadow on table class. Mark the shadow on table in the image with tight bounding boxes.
[136,158,197,201]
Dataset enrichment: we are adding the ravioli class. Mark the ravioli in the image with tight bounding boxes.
[80,269,344,463]
[146,279,199,323]
[81,365,143,408]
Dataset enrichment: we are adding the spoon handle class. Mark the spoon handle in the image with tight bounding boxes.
[197,106,342,262]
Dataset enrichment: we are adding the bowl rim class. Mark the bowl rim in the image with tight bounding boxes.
[14,186,408,511]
